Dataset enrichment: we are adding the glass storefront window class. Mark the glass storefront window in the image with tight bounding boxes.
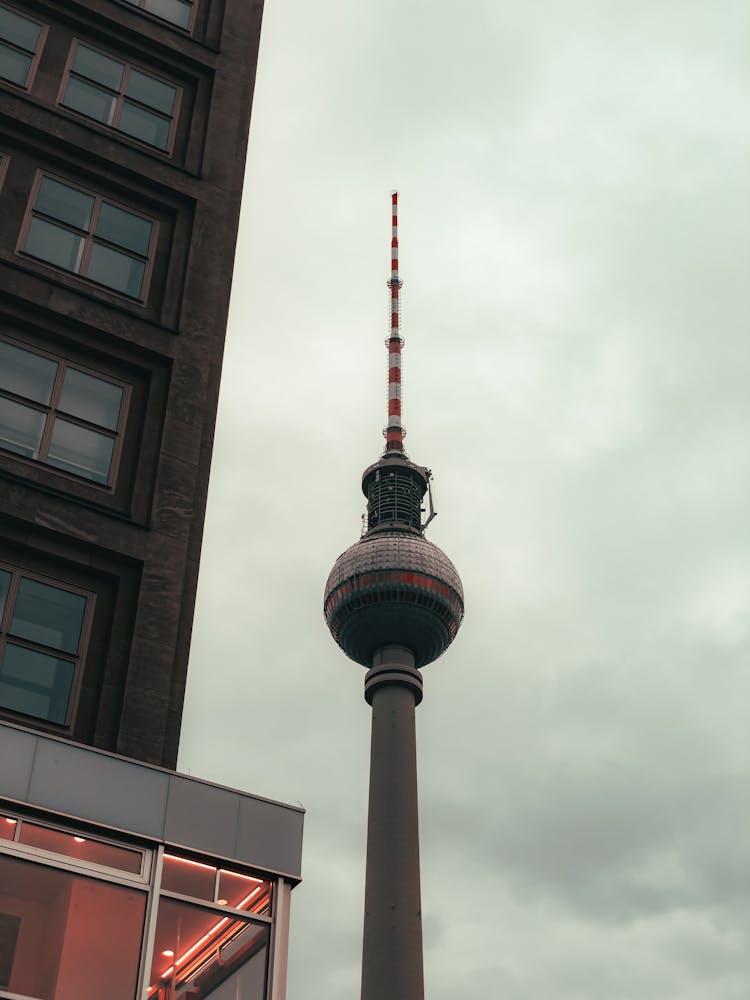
[0,852,146,999]
[161,852,272,916]
[148,896,269,999]
[0,813,17,841]
[19,821,144,874]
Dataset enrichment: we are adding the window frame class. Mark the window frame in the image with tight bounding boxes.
[0,563,94,730]
[0,153,8,191]
[57,39,182,156]
[0,2,47,91]
[0,334,131,488]
[0,809,150,884]
[118,0,197,34]
[17,170,159,302]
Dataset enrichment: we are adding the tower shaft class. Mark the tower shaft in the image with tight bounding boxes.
[361,647,424,1000]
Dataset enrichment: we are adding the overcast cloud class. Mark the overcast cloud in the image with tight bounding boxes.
[178,2,750,997]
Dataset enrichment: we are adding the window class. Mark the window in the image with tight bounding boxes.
[20,174,156,299]
[0,339,127,484]
[152,854,272,998]
[0,566,91,725]
[121,0,194,31]
[1,812,146,877]
[61,42,179,152]
[0,853,145,998]
[149,898,269,999]
[0,3,45,88]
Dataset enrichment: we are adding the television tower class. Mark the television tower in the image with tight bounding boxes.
[324,192,464,1000]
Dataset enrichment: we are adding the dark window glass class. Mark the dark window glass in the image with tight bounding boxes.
[36,175,94,230]
[0,854,145,999]
[24,217,84,271]
[140,0,192,30]
[0,340,56,404]
[47,419,114,483]
[96,201,152,255]
[0,42,30,85]
[0,6,42,88]
[0,643,74,723]
[87,241,145,297]
[0,339,126,484]
[0,568,89,726]
[119,101,171,148]
[58,368,123,430]
[0,7,41,51]
[22,175,154,299]
[126,67,175,114]
[10,577,85,652]
[72,42,124,90]
[0,396,46,457]
[61,41,178,152]
[149,897,269,1000]
[19,822,143,874]
[63,75,117,124]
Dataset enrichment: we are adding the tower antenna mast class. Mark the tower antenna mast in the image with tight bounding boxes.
[384,190,405,454]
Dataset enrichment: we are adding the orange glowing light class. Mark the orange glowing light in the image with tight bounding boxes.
[162,949,174,957]
[219,868,263,884]
[163,853,216,872]
[217,898,228,905]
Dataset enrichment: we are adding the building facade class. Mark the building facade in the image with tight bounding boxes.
[0,2,303,997]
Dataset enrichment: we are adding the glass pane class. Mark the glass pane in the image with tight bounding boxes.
[19,823,143,874]
[71,43,124,90]
[0,396,46,459]
[126,68,175,114]
[62,76,117,125]
[149,897,269,1000]
[0,41,31,85]
[10,577,86,654]
[0,814,17,841]
[35,176,94,231]
[47,418,114,483]
[24,217,84,272]
[0,8,41,52]
[88,242,145,297]
[161,854,216,901]
[218,869,271,914]
[0,569,9,622]
[119,101,170,149]
[0,854,145,1000]
[59,368,122,430]
[0,643,74,723]
[144,0,192,29]
[0,340,57,404]
[96,202,152,255]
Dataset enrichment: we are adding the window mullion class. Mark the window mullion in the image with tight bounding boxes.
[113,63,130,128]
[37,361,64,461]
[79,196,101,278]
[1,572,21,634]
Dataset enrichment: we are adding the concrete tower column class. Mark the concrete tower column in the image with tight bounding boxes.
[361,645,424,1000]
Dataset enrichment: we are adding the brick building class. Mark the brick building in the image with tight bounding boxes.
[0,2,302,996]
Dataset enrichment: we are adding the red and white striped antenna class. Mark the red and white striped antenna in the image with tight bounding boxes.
[384,190,405,454]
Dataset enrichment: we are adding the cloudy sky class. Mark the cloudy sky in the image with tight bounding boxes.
[178,2,750,997]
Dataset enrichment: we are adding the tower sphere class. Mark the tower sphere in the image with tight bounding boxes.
[324,530,464,668]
